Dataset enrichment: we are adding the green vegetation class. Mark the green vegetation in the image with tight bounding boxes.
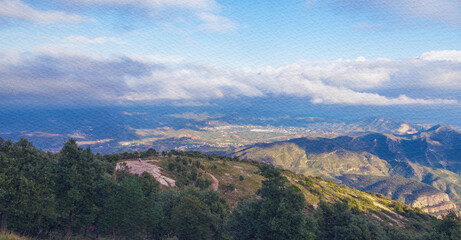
[0,138,55,235]
[164,156,211,189]
[228,165,315,240]
[56,139,103,239]
[1,137,460,239]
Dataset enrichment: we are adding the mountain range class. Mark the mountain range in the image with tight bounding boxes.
[231,124,461,215]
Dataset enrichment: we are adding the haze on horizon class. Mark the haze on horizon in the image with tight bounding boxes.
[0,0,461,126]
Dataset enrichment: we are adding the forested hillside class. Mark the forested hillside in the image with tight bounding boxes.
[0,138,460,240]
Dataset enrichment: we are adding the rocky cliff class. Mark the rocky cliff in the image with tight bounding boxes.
[336,174,459,215]
[410,193,457,214]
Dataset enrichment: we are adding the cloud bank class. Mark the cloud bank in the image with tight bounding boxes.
[0,50,460,106]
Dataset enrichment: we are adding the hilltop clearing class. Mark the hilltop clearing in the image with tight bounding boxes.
[116,160,176,187]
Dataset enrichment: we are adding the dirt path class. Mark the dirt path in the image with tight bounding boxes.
[206,172,219,191]
[116,160,176,188]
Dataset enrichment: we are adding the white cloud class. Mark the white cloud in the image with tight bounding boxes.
[0,50,459,106]
[0,0,86,24]
[122,64,263,101]
[74,0,235,32]
[196,12,236,32]
[252,51,461,91]
[310,0,461,27]
[419,50,461,62]
[239,60,459,105]
[168,112,224,121]
[308,87,458,106]
[78,0,217,10]
[127,54,184,64]
[65,35,127,45]
[380,0,461,26]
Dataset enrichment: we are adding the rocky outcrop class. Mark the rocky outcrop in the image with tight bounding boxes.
[409,193,457,214]
[116,160,176,188]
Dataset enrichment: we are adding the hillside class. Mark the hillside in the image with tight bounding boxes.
[3,138,460,240]
[231,124,461,215]
[118,152,436,228]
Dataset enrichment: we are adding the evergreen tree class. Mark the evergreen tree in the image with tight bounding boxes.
[197,189,230,239]
[316,201,387,240]
[55,139,103,239]
[157,190,181,237]
[157,187,228,240]
[0,138,56,235]
[171,194,214,240]
[138,172,160,197]
[227,198,260,240]
[0,139,19,233]
[228,165,315,240]
[98,175,160,240]
[431,210,461,240]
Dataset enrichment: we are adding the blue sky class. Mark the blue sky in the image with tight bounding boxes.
[0,0,460,111]
[2,0,460,67]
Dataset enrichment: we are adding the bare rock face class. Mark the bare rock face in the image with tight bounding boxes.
[116,160,176,188]
[410,193,457,214]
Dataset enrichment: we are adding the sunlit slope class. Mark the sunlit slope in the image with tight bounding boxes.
[231,125,461,213]
[129,153,435,226]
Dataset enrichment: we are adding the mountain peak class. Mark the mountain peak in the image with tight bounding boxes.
[353,117,422,135]
[426,124,459,133]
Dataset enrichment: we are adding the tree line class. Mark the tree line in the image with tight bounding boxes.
[0,138,460,239]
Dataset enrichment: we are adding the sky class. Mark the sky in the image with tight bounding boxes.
[0,0,460,121]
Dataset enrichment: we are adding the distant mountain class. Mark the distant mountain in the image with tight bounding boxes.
[231,124,461,215]
[345,117,425,135]
[338,174,457,214]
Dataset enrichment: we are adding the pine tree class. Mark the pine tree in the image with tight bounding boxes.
[228,165,315,240]
[0,138,57,235]
[13,138,56,236]
[0,139,18,233]
[98,175,161,240]
[171,194,214,240]
[55,139,102,239]
[433,210,461,240]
